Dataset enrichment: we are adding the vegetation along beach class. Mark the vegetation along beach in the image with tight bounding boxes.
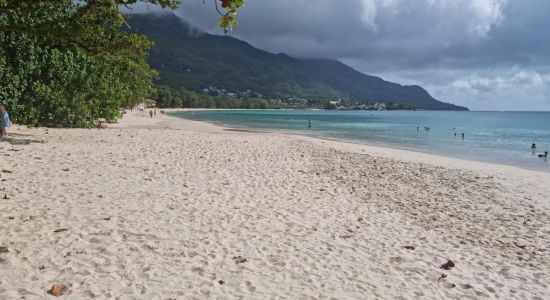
[1,0,549,299]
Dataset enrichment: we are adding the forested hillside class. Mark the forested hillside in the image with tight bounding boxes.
[130,13,468,111]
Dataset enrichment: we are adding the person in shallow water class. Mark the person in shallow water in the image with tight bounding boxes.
[531,143,537,155]
[538,151,548,158]
[461,133,465,139]
[308,120,312,129]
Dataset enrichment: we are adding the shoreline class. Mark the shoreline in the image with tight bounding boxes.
[172,109,550,177]
[1,110,549,299]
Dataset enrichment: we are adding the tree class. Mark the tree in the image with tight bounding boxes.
[0,0,244,127]
[0,0,244,54]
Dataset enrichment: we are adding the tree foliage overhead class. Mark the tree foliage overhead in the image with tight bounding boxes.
[0,0,244,127]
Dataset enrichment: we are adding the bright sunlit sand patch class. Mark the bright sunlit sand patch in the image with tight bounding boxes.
[0,111,549,299]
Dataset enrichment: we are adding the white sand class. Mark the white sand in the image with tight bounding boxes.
[1,110,549,299]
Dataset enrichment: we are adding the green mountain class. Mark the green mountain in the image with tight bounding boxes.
[129,13,468,111]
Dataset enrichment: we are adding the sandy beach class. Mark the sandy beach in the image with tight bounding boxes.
[1,110,549,299]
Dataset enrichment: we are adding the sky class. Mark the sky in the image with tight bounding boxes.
[131,0,550,111]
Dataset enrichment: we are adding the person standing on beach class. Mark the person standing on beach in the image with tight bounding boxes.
[149,110,153,118]
[0,105,13,139]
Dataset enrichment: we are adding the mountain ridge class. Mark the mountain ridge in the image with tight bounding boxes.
[129,13,468,111]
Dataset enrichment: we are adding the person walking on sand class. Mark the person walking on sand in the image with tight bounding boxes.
[0,105,13,139]
[149,110,153,118]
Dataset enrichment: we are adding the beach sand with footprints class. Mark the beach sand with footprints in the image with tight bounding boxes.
[1,110,549,299]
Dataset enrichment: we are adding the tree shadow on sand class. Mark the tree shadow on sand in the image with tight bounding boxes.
[2,133,46,145]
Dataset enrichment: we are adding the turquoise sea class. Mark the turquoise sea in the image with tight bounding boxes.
[173,110,550,172]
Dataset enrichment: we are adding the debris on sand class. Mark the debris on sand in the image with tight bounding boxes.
[403,246,415,250]
[440,260,455,270]
[233,256,247,264]
[513,242,527,249]
[54,229,69,233]
[48,284,68,296]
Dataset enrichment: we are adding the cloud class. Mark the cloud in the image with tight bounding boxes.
[384,68,550,111]
[129,0,550,110]
[451,70,550,91]
[359,0,508,38]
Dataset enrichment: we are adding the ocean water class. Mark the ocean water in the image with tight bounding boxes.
[173,110,550,172]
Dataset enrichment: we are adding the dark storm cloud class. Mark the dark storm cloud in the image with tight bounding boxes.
[130,0,550,110]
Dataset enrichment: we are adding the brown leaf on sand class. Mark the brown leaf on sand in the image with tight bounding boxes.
[232,256,247,264]
[1,170,13,173]
[54,229,69,233]
[438,273,447,281]
[61,168,69,172]
[357,217,364,222]
[403,246,415,250]
[440,260,455,270]
[223,182,231,186]
[48,284,68,297]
